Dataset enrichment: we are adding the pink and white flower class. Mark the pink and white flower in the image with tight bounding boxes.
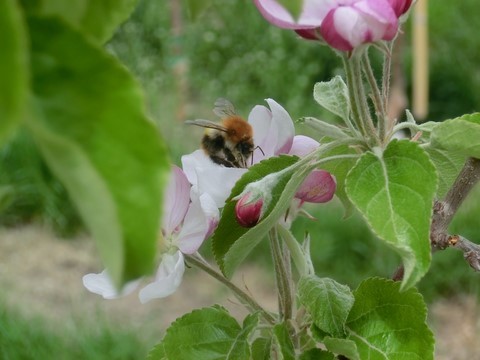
[254,0,408,51]
[82,166,219,303]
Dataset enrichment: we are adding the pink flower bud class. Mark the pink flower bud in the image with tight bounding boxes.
[387,0,413,17]
[235,193,264,228]
[295,170,336,203]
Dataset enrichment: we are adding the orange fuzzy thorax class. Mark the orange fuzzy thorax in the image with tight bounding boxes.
[221,116,253,143]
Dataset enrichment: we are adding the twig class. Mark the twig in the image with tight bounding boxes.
[393,157,480,281]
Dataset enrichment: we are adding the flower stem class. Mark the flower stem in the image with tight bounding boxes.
[362,50,387,143]
[185,253,276,324]
[269,227,293,322]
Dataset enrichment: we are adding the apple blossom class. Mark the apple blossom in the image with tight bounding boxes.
[295,170,336,203]
[254,0,404,51]
[82,166,219,303]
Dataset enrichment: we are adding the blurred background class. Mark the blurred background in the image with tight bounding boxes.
[1,0,480,358]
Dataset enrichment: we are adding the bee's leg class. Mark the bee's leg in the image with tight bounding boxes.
[209,155,235,168]
[223,147,241,167]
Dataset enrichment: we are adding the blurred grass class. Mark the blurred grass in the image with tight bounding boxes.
[1,0,479,299]
[0,299,151,360]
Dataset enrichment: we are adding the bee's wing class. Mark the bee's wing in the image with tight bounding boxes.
[185,119,229,132]
[213,98,236,118]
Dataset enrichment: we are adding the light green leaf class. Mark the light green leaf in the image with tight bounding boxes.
[298,275,354,337]
[26,16,169,286]
[162,305,248,360]
[430,113,480,159]
[346,278,434,360]
[323,337,359,360]
[297,117,350,140]
[313,76,350,123]
[22,0,138,43]
[0,0,28,142]
[277,0,304,20]
[346,140,437,289]
[146,343,167,360]
[273,323,295,360]
[424,145,464,199]
[212,155,308,277]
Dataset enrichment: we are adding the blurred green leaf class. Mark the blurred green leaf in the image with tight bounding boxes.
[184,0,213,20]
[21,0,138,43]
[161,305,249,360]
[251,337,272,360]
[299,349,335,360]
[146,343,167,360]
[212,155,305,277]
[346,278,434,360]
[298,275,354,337]
[277,0,303,20]
[0,0,28,143]
[346,140,436,290]
[26,16,169,286]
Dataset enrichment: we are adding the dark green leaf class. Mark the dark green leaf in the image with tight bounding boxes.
[26,16,169,286]
[251,337,272,360]
[162,305,248,360]
[299,349,335,360]
[298,275,354,337]
[323,337,359,360]
[346,140,437,289]
[212,155,303,277]
[273,323,295,360]
[22,0,138,43]
[346,278,434,360]
[0,0,28,142]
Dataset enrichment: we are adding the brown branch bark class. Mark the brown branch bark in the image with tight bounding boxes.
[393,157,480,281]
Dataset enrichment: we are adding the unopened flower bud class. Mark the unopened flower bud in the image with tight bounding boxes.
[235,192,264,228]
[295,170,336,203]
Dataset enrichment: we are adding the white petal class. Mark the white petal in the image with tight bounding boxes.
[82,270,140,300]
[162,166,191,235]
[289,135,320,157]
[249,105,276,159]
[176,194,210,254]
[266,98,295,155]
[181,150,211,186]
[138,252,185,304]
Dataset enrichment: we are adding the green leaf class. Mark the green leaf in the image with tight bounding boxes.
[26,16,169,286]
[346,278,434,360]
[299,349,335,360]
[212,155,307,277]
[0,0,28,142]
[21,0,138,43]
[146,343,167,360]
[297,117,350,140]
[251,337,272,360]
[323,337,359,360]
[313,76,350,123]
[273,323,295,360]
[276,0,303,20]
[345,140,437,289]
[162,305,250,360]
[430,113,480,159]
[424,145,464,199]
[298,275,354,337]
